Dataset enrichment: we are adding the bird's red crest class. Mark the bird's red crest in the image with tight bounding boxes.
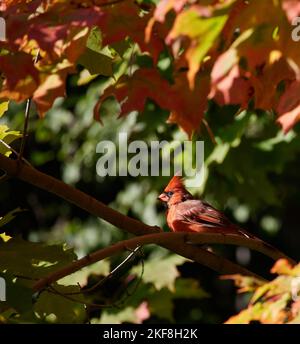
[164,175,185,192]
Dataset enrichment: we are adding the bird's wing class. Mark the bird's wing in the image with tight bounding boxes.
[178,200,232,228]
[177,200,255,238]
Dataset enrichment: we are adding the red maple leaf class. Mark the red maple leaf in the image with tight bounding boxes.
[94,68,209,137]
[277,80,300,133]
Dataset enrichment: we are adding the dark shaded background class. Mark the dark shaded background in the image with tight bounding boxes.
[1,73,300,323]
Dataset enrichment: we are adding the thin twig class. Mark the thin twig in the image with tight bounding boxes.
[114,255,144,307]
[46,255,144,310]
[90,245,141,291]
[67,246,142,295]
[18,50,40,162]
[202,118,216,145]
[0,139,31,166]
[18,99,32,162]
[46,285,111,309]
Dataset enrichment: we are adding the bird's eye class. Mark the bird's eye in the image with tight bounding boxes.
[166,191,173,197]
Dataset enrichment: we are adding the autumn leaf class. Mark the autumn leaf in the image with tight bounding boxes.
[100,1,165,62]
[224,260,300,324]
[33,73,67,118]
[209,64,252,107]
[277,80,300,133]
[271,258,295,275]
[282,0,300,22]
[150,0,187,24]
[94,68,210,137]
[166,5,228,87]
[27,5,105,60]
[167,71,210,136]
[250,55,295,110]
[0,52,39,101]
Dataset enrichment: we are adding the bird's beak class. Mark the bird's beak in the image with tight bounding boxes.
[158,193,168,203]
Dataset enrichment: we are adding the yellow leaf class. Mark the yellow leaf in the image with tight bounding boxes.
[0,100,9,117]
[0,232,12,242]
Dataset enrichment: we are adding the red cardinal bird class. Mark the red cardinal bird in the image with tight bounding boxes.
[158,175,253,238]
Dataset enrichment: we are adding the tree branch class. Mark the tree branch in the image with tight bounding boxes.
[0,154,293,283]
[32,231,294,292]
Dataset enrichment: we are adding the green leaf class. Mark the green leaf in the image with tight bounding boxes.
[217,111,252,143]
[255,130,296,151]
[86,27,102,53]
[131,254,188,291]
[168,9,228,84]
[173,278,209,299]
[95,306,140,324]
[110,39,131,57]
[77,69,99,86]
[148,278,208,322]
[0,236,77,279]
[34,284,86,323]
[0,125,22,156]
[59,260,110,287]
[148,288,174,322]
[0,272,33,313]
[78,48,113,76]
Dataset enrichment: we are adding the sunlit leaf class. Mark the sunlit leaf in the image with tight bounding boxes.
[167,7,228,86]
[0,125,21,156]
[0,100,9,117]
[0,208,25,228]
[132,254,188,291]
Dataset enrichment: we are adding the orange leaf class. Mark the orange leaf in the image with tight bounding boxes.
[277,80,300,133]
[210,64,252,107]
[167,72,210,137]
[270,258,294,275]
[33,71,71,118]
[251,56,295,110]
[100,1,165,62]
[94,68,209,137]
[0,52,39,90]
[282,0,300,23]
